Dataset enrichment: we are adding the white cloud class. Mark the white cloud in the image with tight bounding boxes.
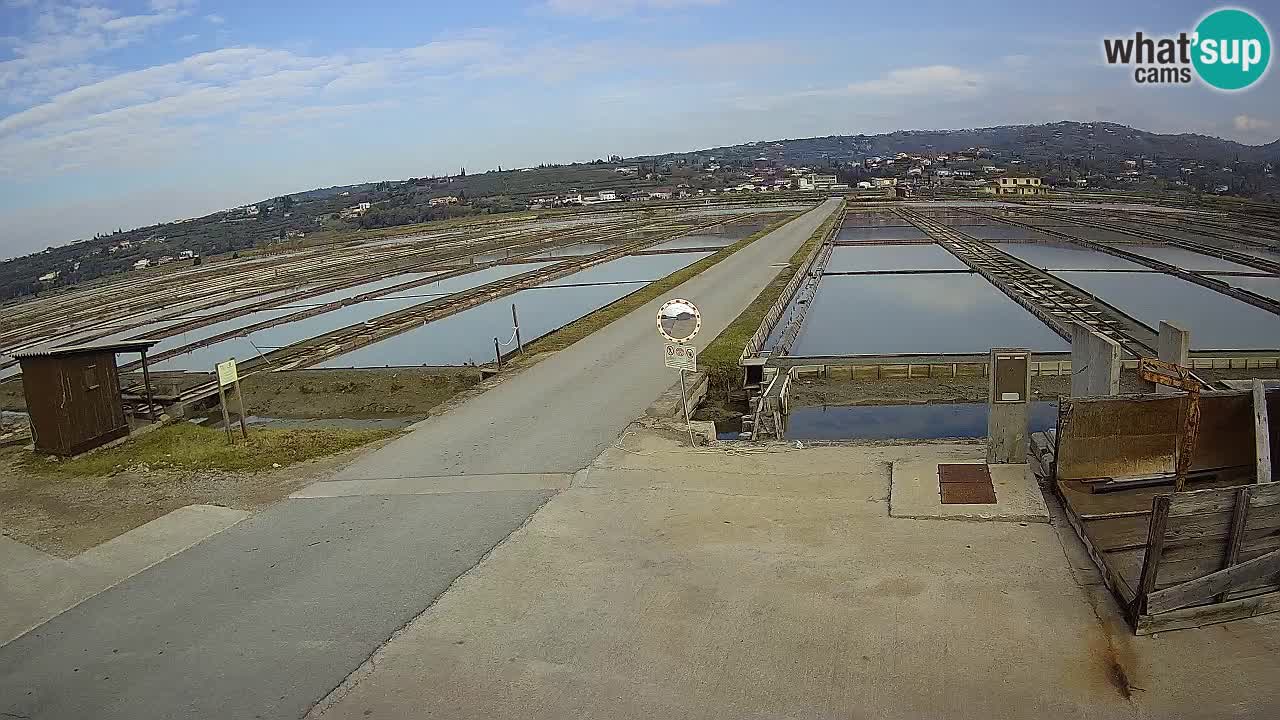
[0,0,194,106]
[544,0,725,18]
[1234,114,1273,132]
[178,33,198,43]
[833,65,985,97]
[205,13,224,24]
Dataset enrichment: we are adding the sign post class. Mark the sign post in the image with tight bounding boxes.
[657,298,702,445]
[214,358,248,444]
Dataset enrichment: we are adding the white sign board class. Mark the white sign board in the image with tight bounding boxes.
[664,343,696,372]
[216,359,238,387]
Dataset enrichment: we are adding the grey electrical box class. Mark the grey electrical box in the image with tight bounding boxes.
[991,350,1031,403]
[987,348,1031,464]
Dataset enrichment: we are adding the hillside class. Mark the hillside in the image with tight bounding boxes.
[4,121,1278,305]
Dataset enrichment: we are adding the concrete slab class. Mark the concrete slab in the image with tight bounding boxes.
[891,460,1049,521]
[291,473,572,498]
[0,491,555,720]
[1,504,248,647]
[307,431,1280,719]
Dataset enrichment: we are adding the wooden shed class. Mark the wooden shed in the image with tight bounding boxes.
[14,339,159,456]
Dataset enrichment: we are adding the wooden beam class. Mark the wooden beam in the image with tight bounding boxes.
[1136,588,1280,634]
[1132,495,1171,620]
[1254,379,1273,483]
[1146,546,1280,614]
[1217,486,1252,603]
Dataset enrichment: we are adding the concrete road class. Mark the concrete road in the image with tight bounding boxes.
[0,199,840,720]
[333,198,841,481]
[312,430,1280,720]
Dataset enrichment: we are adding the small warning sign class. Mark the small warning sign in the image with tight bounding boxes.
[664,343,696,372]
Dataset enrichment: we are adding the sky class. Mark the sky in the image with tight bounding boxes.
[1,0,1277,258]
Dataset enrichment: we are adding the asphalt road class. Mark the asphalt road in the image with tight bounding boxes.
[0,199,839,720]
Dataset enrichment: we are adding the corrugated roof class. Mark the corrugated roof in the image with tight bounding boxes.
[14,339,159,359]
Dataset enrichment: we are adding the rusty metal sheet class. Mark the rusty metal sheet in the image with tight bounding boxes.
[938,463,993,484]
[941,483,997,504]
[1056,392,1254,481]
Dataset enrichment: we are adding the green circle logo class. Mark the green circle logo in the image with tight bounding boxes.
[1193,8,1271,90]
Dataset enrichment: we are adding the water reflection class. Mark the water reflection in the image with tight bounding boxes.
[1056,271,1280,350]
[825,244,966,273]
[987,242,1146,271]
[790,274,1067,355]
[786,401,1058,441]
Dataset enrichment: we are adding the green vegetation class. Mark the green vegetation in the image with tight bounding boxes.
[699,207,842,386]
[24,423,397,477]
[524,212,804,355]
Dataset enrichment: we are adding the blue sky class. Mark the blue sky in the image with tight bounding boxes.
[1,0,1276,258]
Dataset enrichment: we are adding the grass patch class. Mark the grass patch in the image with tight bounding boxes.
[700,205,843,387]
[24,422,397,477]
[524,211,806,355]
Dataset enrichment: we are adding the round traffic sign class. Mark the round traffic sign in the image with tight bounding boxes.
[657,298,700,343]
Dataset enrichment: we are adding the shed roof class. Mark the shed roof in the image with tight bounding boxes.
[14,339,159,360]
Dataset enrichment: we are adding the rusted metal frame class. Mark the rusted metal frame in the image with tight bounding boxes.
[1138,357,1204,492]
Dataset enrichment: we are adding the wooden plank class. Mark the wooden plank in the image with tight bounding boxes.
[1255,379,1273,483]
[1145,547,1280,614]
[1218,486,1252,602]
[1132,495,1171,618]
[1055,481,1136,603]
[1137,588,1280,635]
[1168,481,1280,517]
[1086,504,1280,552]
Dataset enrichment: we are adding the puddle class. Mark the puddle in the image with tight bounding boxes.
[785,401,1058,441]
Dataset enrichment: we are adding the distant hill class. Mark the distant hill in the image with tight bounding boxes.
[4,121,1278,305]
[665,121,1280,166]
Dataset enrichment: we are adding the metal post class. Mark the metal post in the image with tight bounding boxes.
[139,349,156,422]
[679,369,695,446]
[494,337,503,369]
[512,303,523,355]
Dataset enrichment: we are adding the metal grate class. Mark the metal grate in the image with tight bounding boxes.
[938,463,997,505]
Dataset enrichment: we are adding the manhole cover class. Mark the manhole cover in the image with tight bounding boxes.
[938,464,992,484]
[940,482,997,504]
[938,463,996,505]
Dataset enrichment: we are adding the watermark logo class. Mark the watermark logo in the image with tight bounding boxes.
[1103,7,1270,90]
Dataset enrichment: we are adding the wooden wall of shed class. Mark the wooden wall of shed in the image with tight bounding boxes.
[1057,391,1261,481]
[20,350,128,456]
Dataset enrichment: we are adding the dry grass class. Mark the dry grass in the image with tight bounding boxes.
[23,422,398,477]
[699,206,842,385]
